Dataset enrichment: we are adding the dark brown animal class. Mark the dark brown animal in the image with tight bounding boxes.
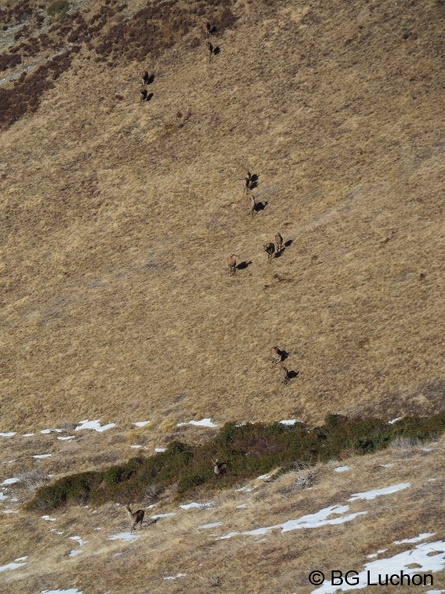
[142,71,155,85]
[140,89,154,102]
[264,242,275,262]
[126,505,145,532]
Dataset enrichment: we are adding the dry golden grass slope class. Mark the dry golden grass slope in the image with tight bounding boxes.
[1,0,445,433]
[1,0,445,589]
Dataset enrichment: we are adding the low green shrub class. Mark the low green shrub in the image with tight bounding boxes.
[27,411,445,511]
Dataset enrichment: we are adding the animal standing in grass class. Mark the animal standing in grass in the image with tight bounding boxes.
[142,71,155,85]
[211,459,228,477]
[275,233,283,253]
[227,253,239,276]
[126,505,145,532]
[248,194,256,217]
[264,242,275,262]
[140,89,154,102]
[270,346,283,364]
[280,365,291,384]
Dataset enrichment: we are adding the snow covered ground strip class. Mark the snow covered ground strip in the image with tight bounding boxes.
[312,540,445,593]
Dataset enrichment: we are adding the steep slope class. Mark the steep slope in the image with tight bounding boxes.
[2,0,444,433]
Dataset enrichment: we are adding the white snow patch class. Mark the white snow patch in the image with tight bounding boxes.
[108,531,138,542]
[394,533,435,545]
[3,509,18,514]
[198,522,224,530]
[130,445,144,449]
[41,590,83,594]
[32,454,52,459]
[70,536,87,547]
[177,418,217,428]
[41,428,63,434]
[279,419,298,425]
[75,420,116,432]
[380,463,394,468]
[0,432,16,437]
[0,492,7,500]
[57,436,75,441]
[42,515,57,522]
[180,502,213,510]
[132,421,150,427]
[23,433,34,437]
[163,573,186,580]
[367,549,387,559]
[219,505,367,540]
[312,540,445,593]
[151,512,176,519]
[0,557,27,572]
[349,482,410,501]
[423,448,433,452]
[256,474,272,480]
[69,549,82,557]
[1,477,19,486]
[387,417,403,424]
[155,447,166,452]
[236,504,248,509]
[334,466,350,473]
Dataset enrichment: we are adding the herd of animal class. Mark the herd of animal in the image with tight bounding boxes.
[127,20,295,530]
[139,21,220,102]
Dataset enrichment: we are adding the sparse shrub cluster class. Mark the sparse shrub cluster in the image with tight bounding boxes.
[26,412,445,512]
[94,0,237,64]
[0,51,72,130]
[47,0,70,19]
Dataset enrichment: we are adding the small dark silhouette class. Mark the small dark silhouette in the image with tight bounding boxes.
[207,41,220,61]
[284,239,293,248]
[270,346,288,364]
[236,260,252,271]
[142,71,155,85]
[254,200,267,212]
[140,89,154,102]
[275,233,284,253]
[263,242,275,262]
[244,171,259,192]
[205,22,218,36]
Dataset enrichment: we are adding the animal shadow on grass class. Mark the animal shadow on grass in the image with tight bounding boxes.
[275,238,293,258]
[276,348,289,362]
[288,370,299,379]
[236,260,252,271]
[213,46,221,56]
[254,200,268,213]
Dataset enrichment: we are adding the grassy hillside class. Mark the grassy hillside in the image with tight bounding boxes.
[1,0,445,590]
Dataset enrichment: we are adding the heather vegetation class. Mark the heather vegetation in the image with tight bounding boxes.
[27,412,445,512]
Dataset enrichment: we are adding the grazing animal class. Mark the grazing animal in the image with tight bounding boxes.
[227,253,239,276]
[205,22,217,36]
[270,346,283,364]
[275,233,284,253]
[207,41,214,61]
[211,459,228,477]
[244,171,259,193]
[280,365,290,384]
[263,242,275,262]
[248,194,256,217]
[126,505,145,532]
[140,89,154,102]
[142,71,155,85]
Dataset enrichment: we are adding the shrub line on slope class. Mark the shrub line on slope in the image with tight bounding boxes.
[26,412,445,512]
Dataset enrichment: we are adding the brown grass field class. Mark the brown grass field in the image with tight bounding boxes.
[1,0,445,590]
